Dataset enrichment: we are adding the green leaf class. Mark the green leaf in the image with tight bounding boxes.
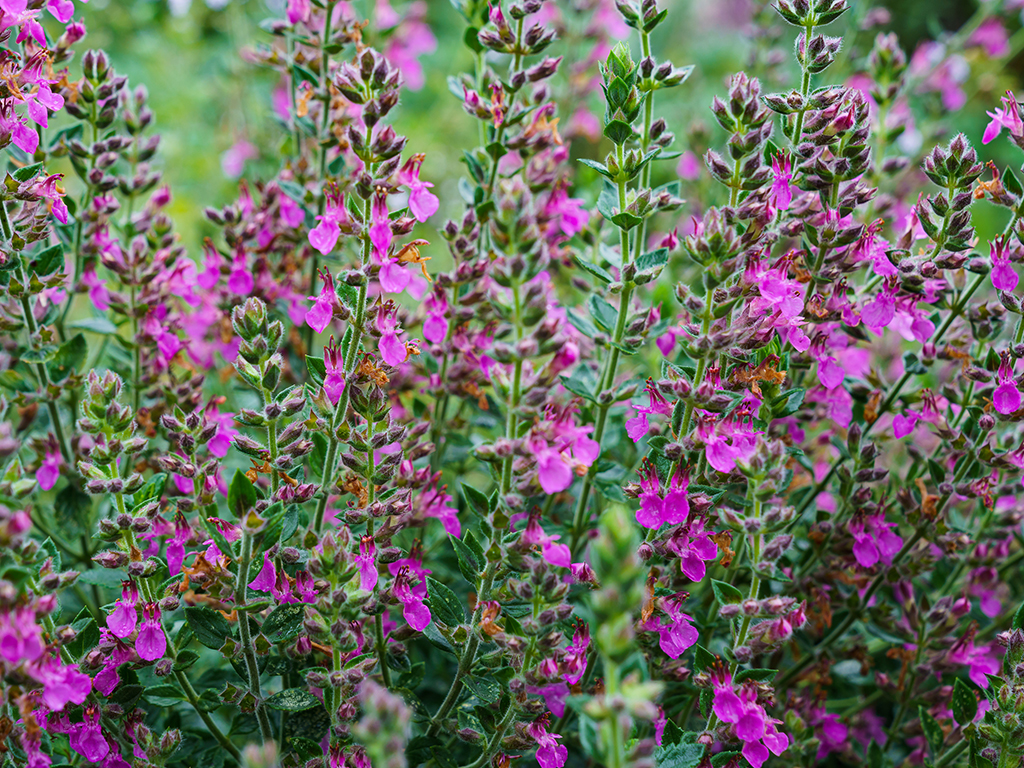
[711,579,743,605]
[636,248,669,272]
[425,576,464,627]
[173,650,200,671]
[21,345,57,364]
[572,253,613,283]
[692,643,715,672]
[770,388,805,419]
[47,333,86,383]
[464,675,500,703]
[462,25,482,52]
[734,668,777,683]
[867,739,885,768]
[610,211,644,230]
[36,537,60,572]
[306,355,326,388]
[450,535,483,581]
[559,368,598,402]
[578,158,613,178]
[654,738,703,768]
[228,470,257,518]
[1005,165,1023,197]
[266,688,322,711]
[903,351,927,375]
[31,244,64,276]
[131,473,167,511]
[588,294,618,332]
[603,119,634,145]
[68,316,119,335]
[13,162,45,182]
[184,605,234,650]
[77,569,124,588]
[263,602,306,643]
[1013,599,1024,630]
[461,483,490,516]
[919,706,944,755]
[952,678,978,725]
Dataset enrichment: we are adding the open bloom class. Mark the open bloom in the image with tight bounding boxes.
[376,301,408,366]
[636,459,690,529]
[107,581,139,639]
[135,604,166,661]
[525,717,567,768]
[991,234,1018,292]
[306,269,338,334]
[643,593,699,658]
[356,536,378,591]
[768,152,793,212]
[994,350,1021,415]
[309,183,350,255]
[392,565,431,631]
[849,512,903,569]
[983,90,1024,144]
[323,337,346,404]
[625,381,674,442]
[36,448,61,491]
[397,153,439,222]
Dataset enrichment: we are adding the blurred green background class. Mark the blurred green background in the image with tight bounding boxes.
[67,0,1020,254]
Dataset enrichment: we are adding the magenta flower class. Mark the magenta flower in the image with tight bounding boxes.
[991,235,1018,291]
[861,277,899,331]
[70,707,109,763]
[376,301,408,367]
[768,152,793,212]
[82,266,110,310]
[968,17,1009,58]
[625,381,674,442]
[107,581,139,639]
[994,350,1021,415]
[0,606,44,665]
[369,189,393,261]
[32,656,92,711]
[561,621,590,685]
[248,551,277,592]
[135,604,166,661]
[543,185,588,239]
[525,717,568,768]
[892,411,919,439]
[36,448,61,491]
[636,461,691,529]
[286,0,309,24]
[666,516,719,582]
[520,513,571,568]
[676,150,701,180]
[697,410,761,474]
[421,481,461,537]
[309,184,350,255]
[710,667,789,767]
[393,565,431,631]
[226,247,254,296]
[983,90,1024,145]
[323,337,346,404]
[356,536,378,591]
[849,513,903,569]
[423,289,449,343]
[397,153,440,222]
[165,516,192,576]
[527,682,570,718]
[306,269,338,334]
[643,593,699,659]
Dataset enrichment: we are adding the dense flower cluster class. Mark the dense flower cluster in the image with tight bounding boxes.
[2,0,1024,767]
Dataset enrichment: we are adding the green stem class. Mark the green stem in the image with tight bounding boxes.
[791,22,814,145]
[236,530,274,743]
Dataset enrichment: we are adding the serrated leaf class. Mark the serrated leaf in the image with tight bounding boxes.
[31,243,64,276]
[952,677,978,725]
[711,579,743,605]
[13,162,44,182]
[636,247,669,272]
[461,483,490,516]
[770,388,805,418]
[464,675,500,703]
[919,706,944,755]
[1013,599,1024,630]
[692,643,715,672]
[450,534,483,581]
[262,602,305,643]
[1005,165,1023,197]
[578,158,613,178]
[184,605,234,650]
[68,316,119,335]
[47,333,86,382]
[654,737,703,767]
[266,688,322,711]
[306,355,326,388]
[425,576,463,627]
[559,369,597,402]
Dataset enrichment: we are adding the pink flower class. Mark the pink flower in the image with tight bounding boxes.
[861,277,899,331]
[851,219,895,277]
[221,139,257,178]
[376,301,408,366]
[768,153,793,212]
[643,593,699,658]
[520,513,571,568]
[635,461,691,529]
[849,512,903,569]
[397,153,440,222]
[31,656,92,711]
[227,247,254,296]
[71,707,109,763]
[135,604,166,661]
[0,606,44,665]
[392,565,431,631]
[561,621,590,685]
[356,536,378,591]
[323,337,346,404]
[983,90,1024,145]
[969,17,1009,58]
[423,289,449,343]
[525,717,567,768]
[991,235,1018,291]
[82,266,110,310]
[676,150,701,180]
[369,190,393,261]
[665,516,719,582]
[892,411,919,438]
[994,350,1021,415]
[309,184,350,255]
[306,269,338,334]
[710,667,789,767]
[107,582,139,639]
[36,449,61,491]
[286,0,309,24]
[248,551,277,592]
[625,381,674,442]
